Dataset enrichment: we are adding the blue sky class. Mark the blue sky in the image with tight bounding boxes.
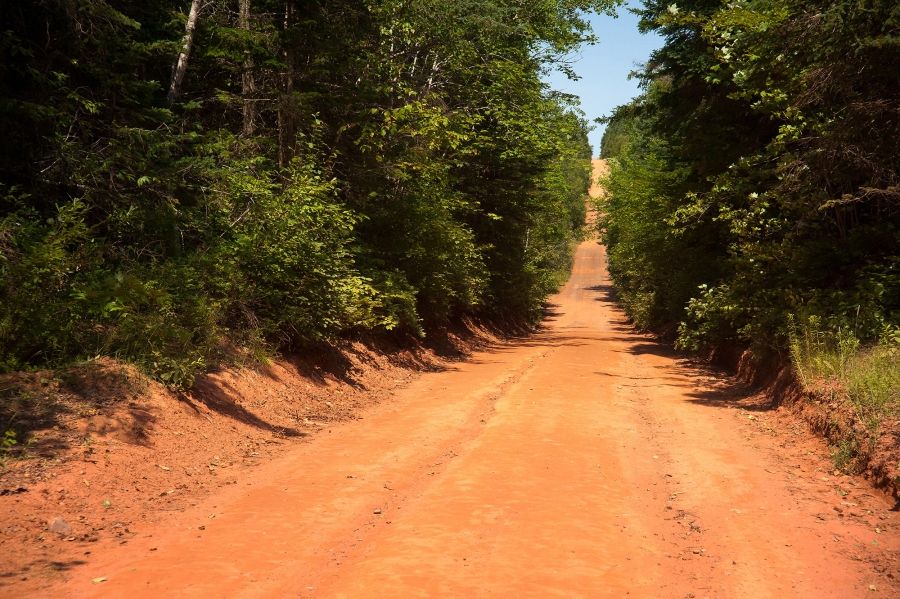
[542,4,664,157]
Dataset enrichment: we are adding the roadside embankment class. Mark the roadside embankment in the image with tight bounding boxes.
[706,344,900,501]
[0,317,527,590]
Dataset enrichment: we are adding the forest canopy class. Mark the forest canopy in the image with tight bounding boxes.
[0,0,613,384]
[598,0,900,353]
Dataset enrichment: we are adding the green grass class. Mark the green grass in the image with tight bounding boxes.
[789,316,900,470]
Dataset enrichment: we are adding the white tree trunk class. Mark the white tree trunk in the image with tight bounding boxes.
[240,0,257,136]
[167,0,202,105]
[278,0,295,166]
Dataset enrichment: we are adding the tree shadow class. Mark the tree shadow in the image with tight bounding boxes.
[682,381,773,412]
[0,557,89,585]
[185,378,307,438]
[45,559,89,572]
[0,359,156,458]
[571,288,777,413]
[585,283,619,304]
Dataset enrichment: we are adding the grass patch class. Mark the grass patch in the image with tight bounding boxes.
[789,316,900,472]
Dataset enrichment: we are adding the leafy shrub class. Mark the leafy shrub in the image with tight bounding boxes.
[599,0,900,352]
[790,317,900,432]
[0,0,607,385]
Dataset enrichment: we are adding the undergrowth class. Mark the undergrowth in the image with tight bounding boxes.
[0,0,600,389]
[789,315,900,471]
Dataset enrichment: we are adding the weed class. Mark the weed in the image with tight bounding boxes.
[789,316,900,470]
[830,437,860,474]
[0,427,16,468]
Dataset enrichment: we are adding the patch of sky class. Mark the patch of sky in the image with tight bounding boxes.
[543,4,664,157]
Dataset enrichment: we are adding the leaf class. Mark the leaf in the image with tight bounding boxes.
[92,576,107,583]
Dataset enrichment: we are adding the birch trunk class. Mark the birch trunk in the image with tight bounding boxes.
[239,0,257,136]
[166,0,202,106]
[278,0,296,166]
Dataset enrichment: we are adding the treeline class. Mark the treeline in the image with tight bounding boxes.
[599,0,900,353]
[0,0,612,384]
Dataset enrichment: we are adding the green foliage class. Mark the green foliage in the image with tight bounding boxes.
[598,117,629,159]
[790,317,900,426]
[599,0,900,352]
[0,0,611,385]
[597,109,726,331]
[0,427,15,468]
[789,316,900,469]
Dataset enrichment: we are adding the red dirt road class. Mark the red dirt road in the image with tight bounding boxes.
[35,186,898,598]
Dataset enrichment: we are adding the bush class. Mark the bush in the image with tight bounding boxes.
[0,0,607,385]
[598,0,900,353]
[790,317,900,433]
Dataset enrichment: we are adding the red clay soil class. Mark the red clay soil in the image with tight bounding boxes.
[0,325,509,594]
[590,158,609,194]
[3,164,900,598]
[710,345,900,499]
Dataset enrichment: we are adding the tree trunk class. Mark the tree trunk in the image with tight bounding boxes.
[278,0,296,166]
[240,0,257,136]
[167,0,202,106]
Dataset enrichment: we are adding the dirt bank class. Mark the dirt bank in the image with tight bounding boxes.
[0,320,522,593]
[707,344,900,501]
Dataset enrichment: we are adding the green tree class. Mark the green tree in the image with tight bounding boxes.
[599,0,900,350]
[1,0,613,382]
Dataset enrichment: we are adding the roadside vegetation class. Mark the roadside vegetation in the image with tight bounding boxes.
[789,317,900,471]
[597,0,900,467]
[0,0,613,387]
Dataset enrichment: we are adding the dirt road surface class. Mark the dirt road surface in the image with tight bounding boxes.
[35,164,898,599]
